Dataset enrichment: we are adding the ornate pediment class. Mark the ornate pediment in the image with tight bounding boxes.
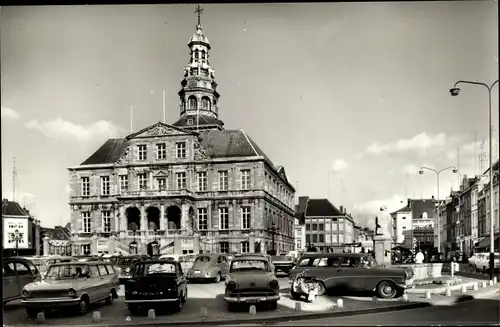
[155,170,169,177]
[128,122,192,139]
[277,166,289,183]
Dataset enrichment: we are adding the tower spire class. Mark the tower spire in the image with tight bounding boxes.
[195,4,204,27]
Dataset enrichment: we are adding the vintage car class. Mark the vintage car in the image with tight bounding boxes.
[289,253,412,299]
[474,253,500,272]
[21,261,120,318]
[124,260,187,314]
[115,255,148,283]
[3,257,42,305]
[235,253,275,272]
[270,255,296,276]
[224,255,280,311]
[159,254,196,273]
[186,253,229,283]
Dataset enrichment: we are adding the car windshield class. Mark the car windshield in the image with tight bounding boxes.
[134,262,177,277]
[117,258,139,266]
[230,259,268,272]
[195,256,211,263]
[271,256,293,261]
[45,264,91,280]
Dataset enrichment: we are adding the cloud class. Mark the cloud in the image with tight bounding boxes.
[352,194,407,229]
[403,164,419,176]
[1,106,21,119]
[354,152,364,160]
[25,118,125,141]
[365,132,464,156]
[330,159,349,172]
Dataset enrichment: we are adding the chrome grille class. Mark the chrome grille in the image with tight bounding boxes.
[231,288,275,297]
[30,290,69,298]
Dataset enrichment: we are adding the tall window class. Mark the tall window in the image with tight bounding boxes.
[176,142,186,159]
[119,175,128,193]
[197,171,207,192]
[102,211,111,233]
[218,170,228,191]
[157,178,167,190]
[82,212,91,233]
[201,97,210,110]
[219,242,229,253]
[100,176,110,196]
[81,177,90,196]
[188,97,197,109]
[138,173,147,190]
[156,143,166,160]
[241,169,251,190]
[138,145,147,161]
[219,207,229,230]
[176,172,186,189]
[241,207,251,230]
[241,241,249,253]
[198,208,208,230]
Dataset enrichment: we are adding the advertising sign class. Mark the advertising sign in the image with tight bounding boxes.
[3,217,29,249]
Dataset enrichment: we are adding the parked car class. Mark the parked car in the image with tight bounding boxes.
[159,254,196,273]
[224,255,280,311]
[289,253,411,299]
[235,253,275,272]
[21,261,120,318]
[270,255,295,276]
[186,253,229,282]
[3,257,42,305]
[115,255,147,283]
[474,253,500,272]
[124,259,187,315]
[468,253,485,267]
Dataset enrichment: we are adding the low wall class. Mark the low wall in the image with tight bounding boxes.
[392,263,443,280]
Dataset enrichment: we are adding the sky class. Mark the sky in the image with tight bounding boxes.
[1,2,498,230]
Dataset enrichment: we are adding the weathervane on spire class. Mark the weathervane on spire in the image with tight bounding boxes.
[195,4,204,26]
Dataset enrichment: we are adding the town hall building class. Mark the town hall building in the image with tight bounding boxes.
[67,7,296,256]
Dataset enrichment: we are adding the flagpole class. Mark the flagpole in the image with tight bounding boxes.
[130,105,133,132]
[163,89,166,123]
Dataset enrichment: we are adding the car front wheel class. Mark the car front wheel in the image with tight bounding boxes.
[213,272,221,283]
[376,280,398,299]
[76,297,89,315]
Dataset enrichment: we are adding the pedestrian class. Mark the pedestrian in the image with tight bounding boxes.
[415,249,424,264]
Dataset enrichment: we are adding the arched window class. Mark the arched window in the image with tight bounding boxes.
[201,97,211,110]
[195,50,199,59]
[201,51,206,59]
[188,96,197,110]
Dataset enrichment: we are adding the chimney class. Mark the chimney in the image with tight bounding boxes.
[407,198,411,209]
[339,205,344,214]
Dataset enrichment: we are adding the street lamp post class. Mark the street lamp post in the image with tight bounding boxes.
[267,222,279,255]
[450,79,499,280]
[418,165,458,253]
[14,229,21,256]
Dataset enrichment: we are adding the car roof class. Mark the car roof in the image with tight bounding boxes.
[196,253,220,258]
[299,253,368,259]
[48,261,107,266]
[136,260,178,265]
[232,255,269,261]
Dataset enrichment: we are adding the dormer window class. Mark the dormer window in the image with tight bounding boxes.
[187,118,194,125]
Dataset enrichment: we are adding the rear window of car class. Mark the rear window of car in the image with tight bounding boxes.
[195,256,211,263]
[272,256,293,261]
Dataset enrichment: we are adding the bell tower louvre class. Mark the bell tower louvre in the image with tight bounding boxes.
[172,5,224,131]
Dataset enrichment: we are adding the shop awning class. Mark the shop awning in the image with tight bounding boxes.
[476,235,500,249]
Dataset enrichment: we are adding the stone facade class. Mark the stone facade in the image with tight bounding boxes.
[67,13,295,256]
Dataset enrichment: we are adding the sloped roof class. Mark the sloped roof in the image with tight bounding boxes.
[391,205,410,215]
[172,115,224,128]
[80,138,128,165]
[41,226,71,241]
[305,199,343,217]
[2,201,31,217]
[411,199,435,219]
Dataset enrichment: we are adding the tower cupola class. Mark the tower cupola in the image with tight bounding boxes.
[173,5,223,131]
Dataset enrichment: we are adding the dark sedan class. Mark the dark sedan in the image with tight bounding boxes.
[124,260,187,315]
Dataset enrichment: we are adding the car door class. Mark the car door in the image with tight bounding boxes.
[88,265,101,302]
[176,262,187,296]
[14,260,36,292]
[97,264,112,299]
[326,257,365,293]
[3,261,20,301]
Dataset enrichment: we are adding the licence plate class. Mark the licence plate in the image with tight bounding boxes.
[246,299,260,304]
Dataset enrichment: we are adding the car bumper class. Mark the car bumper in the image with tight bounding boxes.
[126,299,177,304]
[22,297,80,308]
[225,295,280,303]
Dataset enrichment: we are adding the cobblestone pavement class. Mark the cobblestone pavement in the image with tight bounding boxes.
[3,278,412,326]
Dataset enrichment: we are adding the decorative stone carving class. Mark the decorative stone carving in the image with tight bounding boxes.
[141,125,184,137]
[116,146,131,165]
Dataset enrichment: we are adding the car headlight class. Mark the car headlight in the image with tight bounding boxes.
[68,288,77,297]
[125,268,130,273]
[226,281,236,290]
[21,290,30,298]
[205,271,210,277]
[269,279,279,289]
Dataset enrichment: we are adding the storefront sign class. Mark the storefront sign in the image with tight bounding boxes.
[3,218,29,249]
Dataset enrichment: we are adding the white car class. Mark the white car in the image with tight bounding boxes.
[468,253,486,267]
[474,253,500,272]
